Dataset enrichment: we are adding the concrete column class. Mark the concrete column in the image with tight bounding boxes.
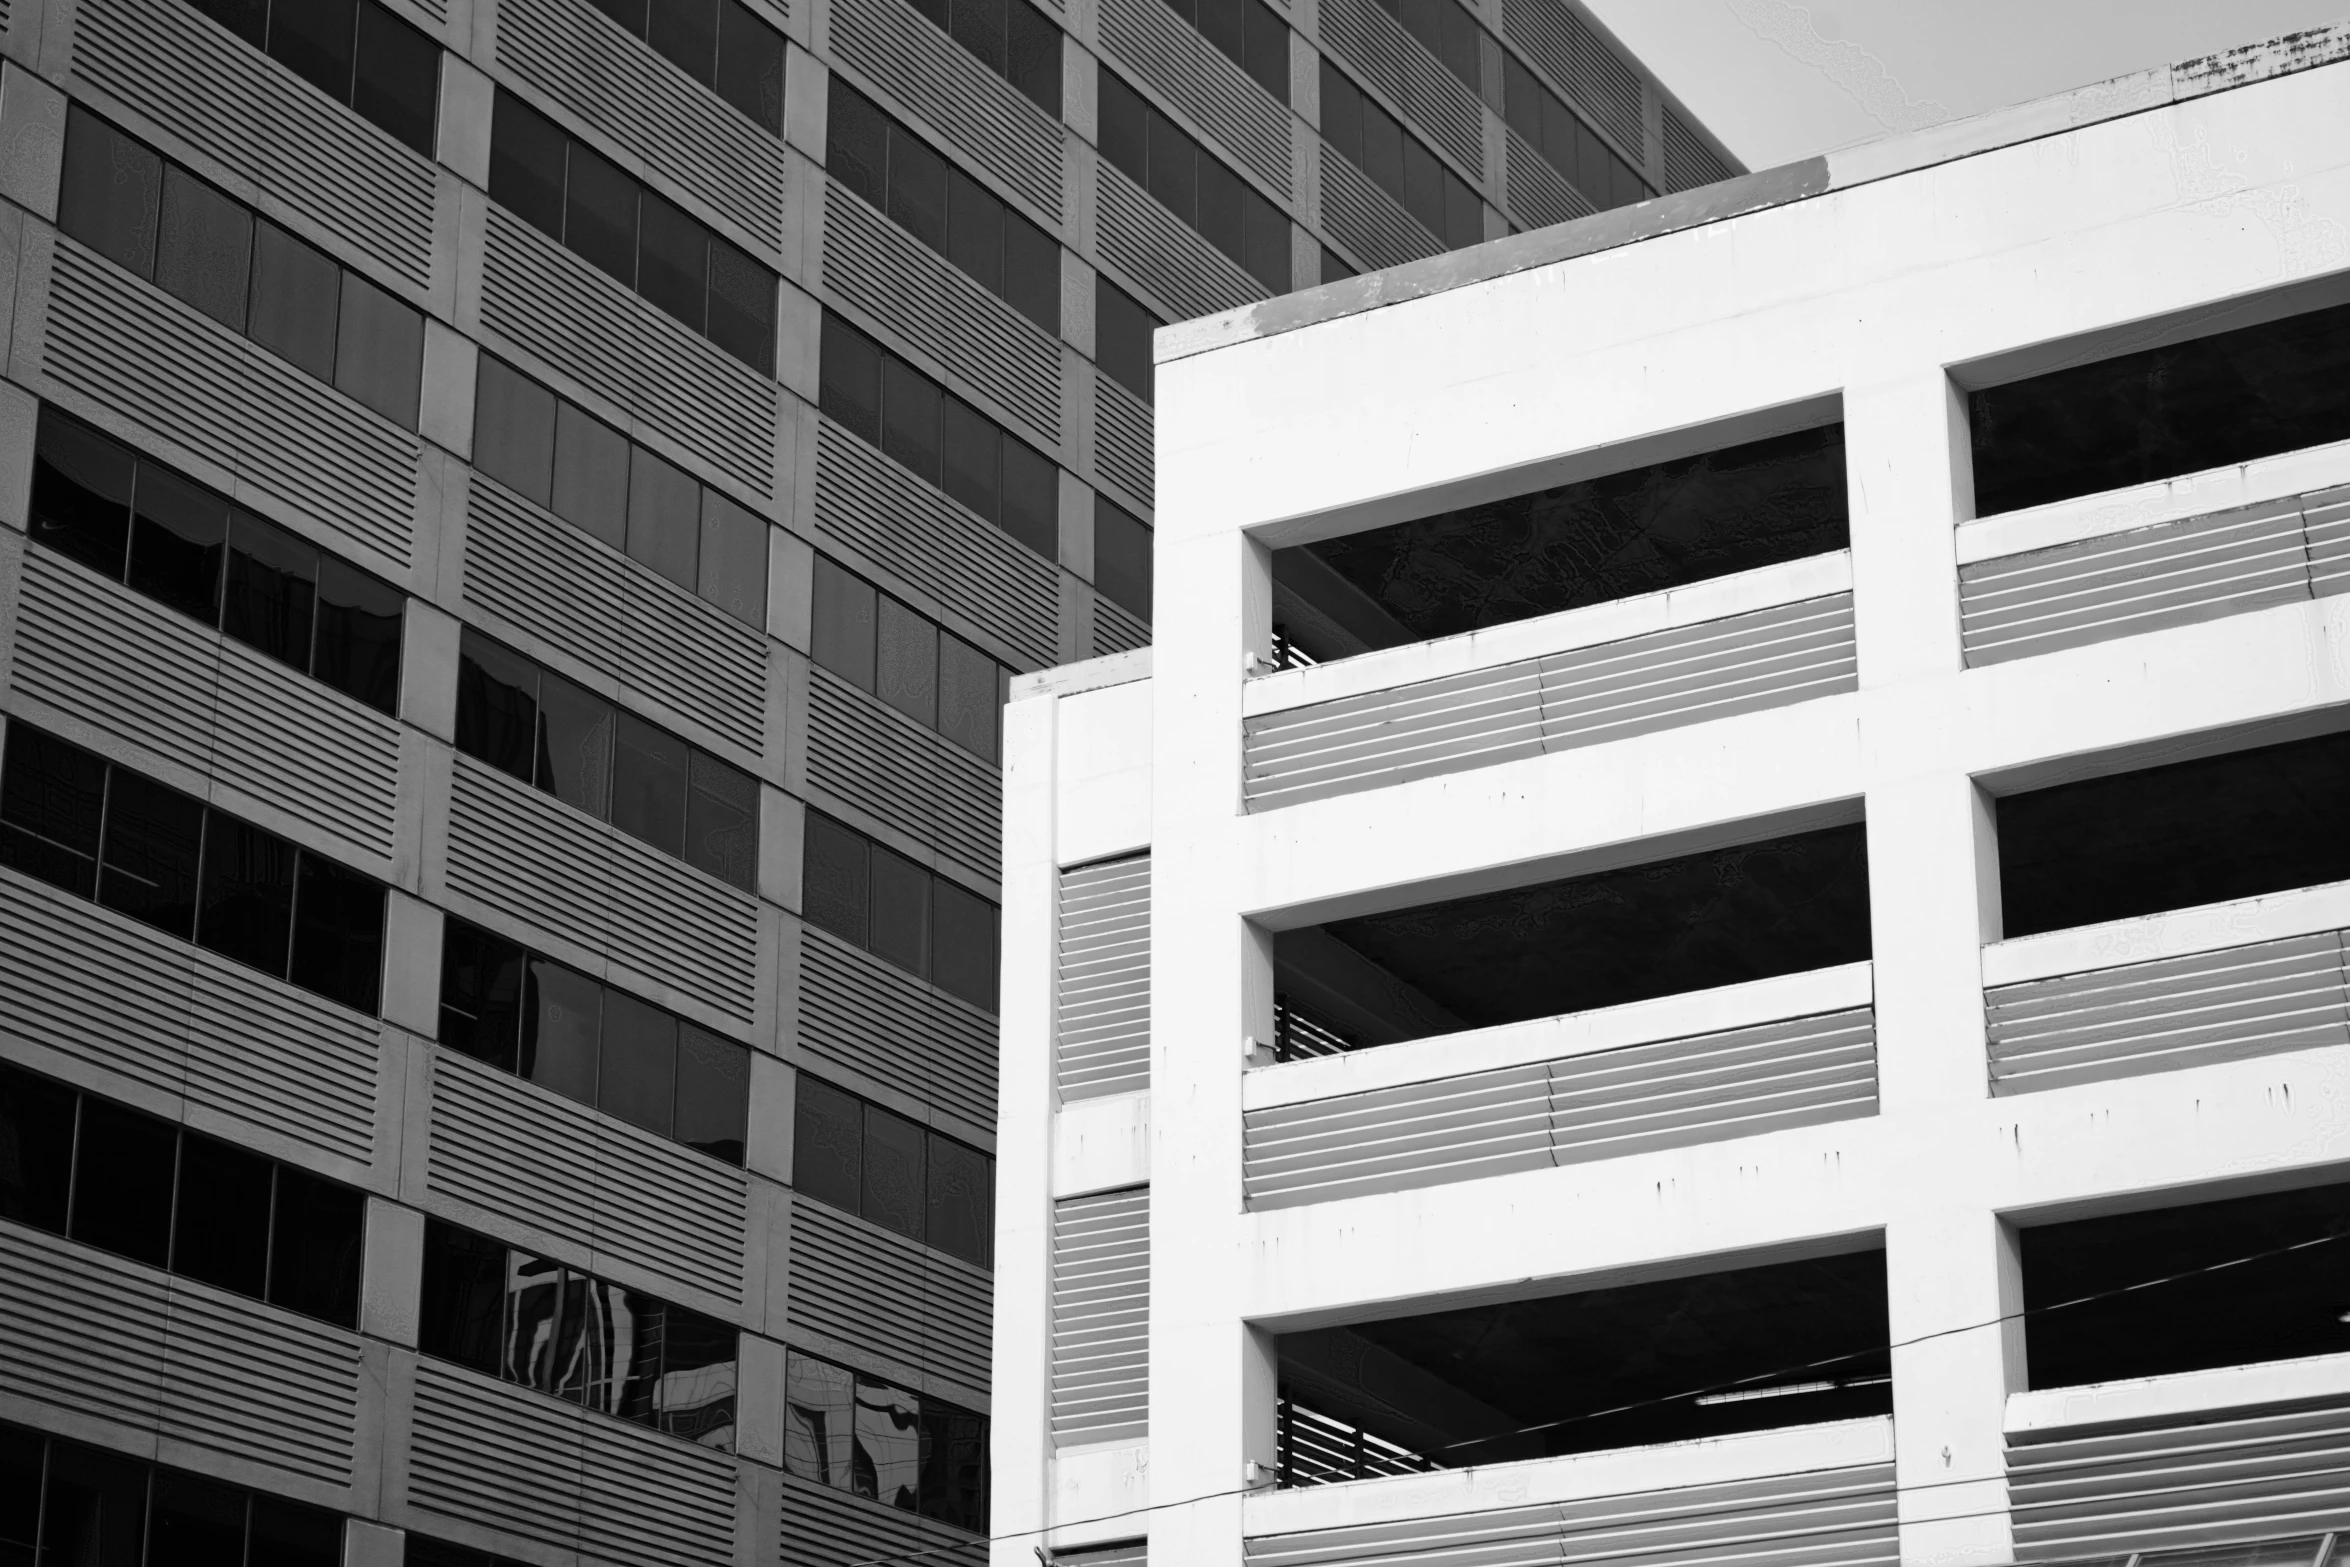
[1885,1203,2022,1567]
[1844,369,1971,690]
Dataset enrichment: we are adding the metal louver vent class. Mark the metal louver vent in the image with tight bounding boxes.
[1051,1187,1150,1446]
[1059,856,1152,1099]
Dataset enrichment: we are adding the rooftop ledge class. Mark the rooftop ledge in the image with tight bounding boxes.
[1158,20,2350,365]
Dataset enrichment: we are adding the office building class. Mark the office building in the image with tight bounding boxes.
[995,25,2350,1567]
[0,0,1727,1558]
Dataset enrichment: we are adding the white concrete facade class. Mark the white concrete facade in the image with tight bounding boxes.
[993,29,2350,1567]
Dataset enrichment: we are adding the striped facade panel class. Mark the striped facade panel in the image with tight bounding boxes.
[1057,1546,1147,1567]
[1097,0,1291,191]
[1057,856,1151,1100]
[1245,1006,1877,1208]
[1497,0,1645,154]
[1094,596,1150,657]
[0,1226,362,1491]
[2307,486,2350,593]
[2007,1396,2350,1559]
[0,872,379,1164]
[71,0,437,289]
[1244,592,1857,810]
[805,668,1002,883]
[785,1200,995,1391]
[407,1361,738,1567]
[1244,1458,1899,1567]
[1959,499,2315,666]
[479,207,779,501]
[780,1474,986,1567]
[827,0,1064,219]
[796,925,999,1128]
[1663,105,1735,191]
[1050,1188,1149,1446]
[1987,932,2350,1097]
[443,758,763,1023]
[12,551,401,863]
[43,239,422,567]
[821,181,1062,444]
[1096,162,1270,324]
[811,418,1060,666]
[1504,124,1594,230]
[492,0,788,248]
[1093,372,1154,508]
[1318,150,1441,274]
[462,480,767,755]
[1319,0,1486,179]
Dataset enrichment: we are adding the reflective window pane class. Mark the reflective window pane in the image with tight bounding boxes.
[270,0,359,101]
[195,814,298,977]
[438,919,527,1072]
[792,1075,863,1214]
[1097,70,1147,183]
[0,724,108,897]
[249,221,342,384]
[489,90,569,240]
[697,490,768,628]
[288,851,388,1013]
[1147,109,1197,223]
[1093,495,1152,621]
[932,878,999,1012]
[802,814,869,947]
[536,672,616,819]
[887,123,948,253]
[1005,0,1062,114]
[472,357,558,507]
[550,401,631,549]
[876,597,940,728]
[126,463,228,625]
[334,269,425,429]
[455,634,541,784]
[312,556,404,714]
[97,768,205,940]
[580,1279,661,1423]
[598,989,677,1138]
[1095,277,1157,403]
[269,1165,366,1328]
[811,557,878,690]
[353,0,441,156]
[881,355,941,484]
[155,165,253,332]
[0,1062,77,1234]
[936,634,997,762]
[938,395,998,522]
[944,167,1002,295]
[40,1442,148,1567]
[638,190,708,334]
[785,1352,855,1486]
[820,314,884,445]
[707,239,776,375]
[625,447,701,591]
[925,1133,993,1268]
[502,1252,573,1392]
[192,0,268,44]
[828,83,888,208]
[997,437,1057,559]
[855,1375,922,1509]
[918,1401,989,1530]
[147,1471,246,1567]
[565,140,640,286]
[715,0,786,132]
[861,1102,926,1240]
[247,1494,344,1567]
[648,0,719,83]
[674,1025,748,1164]
[58,107,162,279]
[419,1219,507,1374]
[659,1307,740,1449]
[29,409,135,580]
[222,510,320,672]
[613,713,690,856]
[69,1098,176,1267]
[684,749,758,891]
[1003,210,1059,334]
[868,846,931,980]
[522,958,602,1106]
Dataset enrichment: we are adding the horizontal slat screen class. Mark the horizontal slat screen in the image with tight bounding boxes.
[796,925,1000,1128]
[1058,856,1152,1100]
[1245,1456,1898,1567]
[1319,143,1442,274]
[1664,107,1737,191]
[1052,1187,1150,1446]
[1246,1005,1876,1208]
[1960,487,2350,667]
[1988,930,2350,1096]
[785,1198,995,1391]
[1318,0,1485,178]
[1243,591,1857,810]
[1505,124,1596,231]
[781,1473,987,1566]
[1056,1542,1147,1565]
[1498,0,1645,153]
[1094,371,1154,509]
[1097,0,1290,192]
[1094,595,1151,658]
[1096,161,1270,325]
[805,668,1002,883]
[2008,1396,2350,1559]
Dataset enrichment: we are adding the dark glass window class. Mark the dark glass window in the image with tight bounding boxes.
[1095,276,1159,404]
[587,0,785,132]
[1500,55,1652,217]
[898,0,1061,114]
[1160,0,1288,100]
[1,726,386,1011]
[1322,244,1357,283]
[471,357,770,627]
[269,1166,366,1324]
[435,917,752,1164]
[453,631,760,887]
[784,1351,991,1530]
[819,312,1060,558]
[1377,0,1478,92]
[10,1427,346,1567]
[1321,62,1484,249]
[405,1534,530,1567]
[1095,68,1290,291]
[418,1219,739,1450]
[790,1078,994,1267]
[1093,494,1152,622]
[172,1133,274,1298]
[826,83,1061,334]
[799,814,1000,1011]
[58,109,427,426]
[32,407,405,714]
[248,0,440,155]
[488,91,777,374]
[0,1062,77,1234]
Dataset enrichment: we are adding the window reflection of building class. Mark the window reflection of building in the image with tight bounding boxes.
[855,1379,922,1510]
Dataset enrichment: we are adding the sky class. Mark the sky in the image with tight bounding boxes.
[1577,0,2350,170]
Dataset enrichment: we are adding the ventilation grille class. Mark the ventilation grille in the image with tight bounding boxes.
[1056,1545,1147,1566]
[480,207,779,502]
[1959,489,2350,667]
[493,0,787,250]
[1318,147,1443,274]
[1095,596,1151,657]
[1052,1187,1150,1446]
[73,0,436,288]
[797,925,1000,1129]
[822,180,1063,444]
[0,871,380,1165]
[426,1052,751,1305]
[1497,0,1645,155]
[1319,0,1486,180]
[1094,370,1156,509]
[1096,161,1270,325]
[1245,1456,1898,1567]
[1243,591,1856,810]
[806,668,1003,883]
[2009,1396,2350,1560]
[828,0,1064,220]
[812,417,1061,667]
[444,758,762,1024]
[1663,106,1736,191]
[462,479,768,756]
[1503,123,1596,230]
[1988,930,2350,1097]
[1058,856,1152,1100]
[1098,0,1290,191]
[785,1198,994,1391]
[1245,1005,1876,1208]
[44,239,421,569]
[781,1473,985,1566]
